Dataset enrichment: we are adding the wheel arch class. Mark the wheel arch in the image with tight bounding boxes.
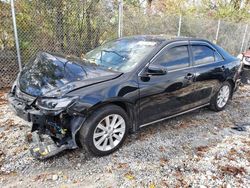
[226,78,235,89]
[85,100,137,132]
[225,78,235,98]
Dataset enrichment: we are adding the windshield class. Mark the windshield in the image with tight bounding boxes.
[85,38,160,72]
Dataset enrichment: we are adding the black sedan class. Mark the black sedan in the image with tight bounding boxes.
[8,36,242,159]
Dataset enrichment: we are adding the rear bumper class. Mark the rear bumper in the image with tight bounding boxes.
[234,78,241,91]
[241,67,250,84]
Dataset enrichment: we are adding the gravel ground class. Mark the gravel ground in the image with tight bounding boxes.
[0,84,250,188]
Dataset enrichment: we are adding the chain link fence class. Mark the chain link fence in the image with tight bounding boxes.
[0,0,250,88]
[15,0,119,66]
[0,1,19,88]
[123,8,179,37]
[123,7,250,55]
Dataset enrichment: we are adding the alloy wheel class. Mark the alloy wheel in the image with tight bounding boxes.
[93,114,126,151]
[217,85,230,108]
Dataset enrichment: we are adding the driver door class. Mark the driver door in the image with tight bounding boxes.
[138,41,197,126]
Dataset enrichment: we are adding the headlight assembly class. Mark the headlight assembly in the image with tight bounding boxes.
[36,96,78,111]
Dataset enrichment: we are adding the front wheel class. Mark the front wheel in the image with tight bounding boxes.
[79,105,129,156]
[209,82,232,111]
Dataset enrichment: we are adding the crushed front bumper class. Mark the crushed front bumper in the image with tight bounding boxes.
[8,92,85,160]
[29,131,74,160]
[8,92,44,125]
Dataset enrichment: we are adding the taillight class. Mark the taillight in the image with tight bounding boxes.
[245,57,250,62]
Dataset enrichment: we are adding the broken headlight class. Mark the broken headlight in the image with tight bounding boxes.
[36,96,77,111]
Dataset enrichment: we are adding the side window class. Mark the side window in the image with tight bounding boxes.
[192,45,215,65]
[155,45,190,71]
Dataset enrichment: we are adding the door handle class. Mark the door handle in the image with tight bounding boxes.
[219,66,226,71]
[217,65,226,72]
[185,73,194,80]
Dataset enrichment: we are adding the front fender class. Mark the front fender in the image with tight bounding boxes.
[69,116,86,148]
[68,98,138,132]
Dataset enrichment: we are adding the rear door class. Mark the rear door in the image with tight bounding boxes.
[138,41,197,126]
[190,41,225,106]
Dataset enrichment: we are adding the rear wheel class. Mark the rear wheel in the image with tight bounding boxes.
[209,82,232,111]
[79,105,129,156]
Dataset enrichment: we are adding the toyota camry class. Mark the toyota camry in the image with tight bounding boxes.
[8,36,242,159]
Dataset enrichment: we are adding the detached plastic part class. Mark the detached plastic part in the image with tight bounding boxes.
[27,116,85,160]
[231,123,250,132]
[231,126,247,132]
[29,131,71,160]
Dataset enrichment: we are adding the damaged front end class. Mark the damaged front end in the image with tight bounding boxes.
[8,87,85,160]
[8,52,121,159]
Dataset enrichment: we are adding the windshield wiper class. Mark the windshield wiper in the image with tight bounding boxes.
[101,50,128,60]
[54,56,88,77]
[86,57,111,66]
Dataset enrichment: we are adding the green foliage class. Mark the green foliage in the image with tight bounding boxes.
[0,1,15,50]
[1,0,250,63]
[13,0,119,63]
[194,0,250,22]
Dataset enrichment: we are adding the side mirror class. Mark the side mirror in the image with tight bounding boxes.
[146,64,167,76]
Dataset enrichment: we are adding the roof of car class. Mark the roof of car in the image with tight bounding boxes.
[120,35,211,44]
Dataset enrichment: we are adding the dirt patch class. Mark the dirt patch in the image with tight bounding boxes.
[0,88,8,106]
[0,99,7,106]
[195,146,210,157]
[0,150,5,168]
[220,165,246,176]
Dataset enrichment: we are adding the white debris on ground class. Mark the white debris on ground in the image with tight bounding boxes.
[0,85,250,188]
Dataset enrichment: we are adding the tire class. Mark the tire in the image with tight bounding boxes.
[209,81,232,112]
[79,105,129,156]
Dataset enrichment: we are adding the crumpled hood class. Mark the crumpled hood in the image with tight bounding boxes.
[43,74,121,97]
[18,52,122,97]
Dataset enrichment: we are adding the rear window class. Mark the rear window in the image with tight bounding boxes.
[215,51,224,62]
[192,45,215,65]
[214,44,232,59]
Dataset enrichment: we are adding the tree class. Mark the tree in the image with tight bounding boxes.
[0,1,15,50]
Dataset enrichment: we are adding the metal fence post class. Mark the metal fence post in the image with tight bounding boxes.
[240,24,248,53]
[215,19,221,44]
[118,0,123,38]
[177,15,182,37]
[11,0,22,71]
